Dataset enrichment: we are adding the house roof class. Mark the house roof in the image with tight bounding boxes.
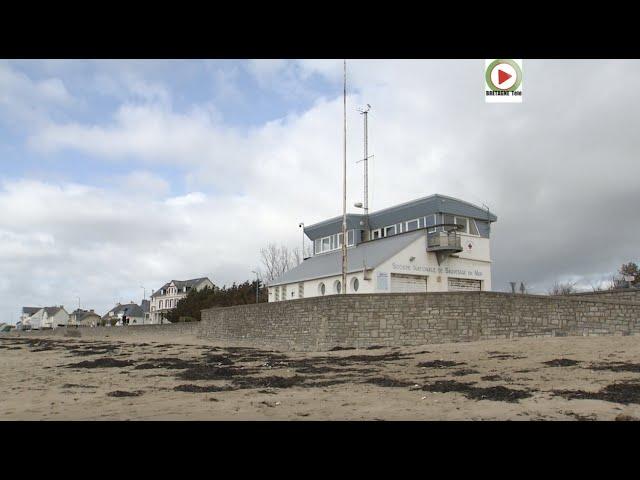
[72,310,101,322]
[269,229,425,287]
[102,303,145,319]
[304,194,497,240]
[44,307,64,316]
[151,277,211,298]
[21,307,40,316]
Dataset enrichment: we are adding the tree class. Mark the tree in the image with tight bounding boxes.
[165,280,268,323]
[548,281,577,295]
[619,262,640,287]
[259,243,304,282]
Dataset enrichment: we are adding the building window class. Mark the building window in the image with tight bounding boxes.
[425,214,437,233]
[384,225,396,237]
[334,280,342,294]
[454,216,468,233]
[298,283,304,298]
[275,288,280,301]
[347,230,355,246]
[406,218,420,231]
[444,214,455,227]
[371,229,381,239]
[351,277,359,292]
[469,219,479,236]
[159,300,163,309]
[319,283,326,296]
[314,239,321,254]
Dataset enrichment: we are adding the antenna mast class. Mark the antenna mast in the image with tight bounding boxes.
[341,60,347,294]
[356,104,372,239]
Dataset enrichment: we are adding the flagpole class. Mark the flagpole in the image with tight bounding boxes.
[342,59,347,294]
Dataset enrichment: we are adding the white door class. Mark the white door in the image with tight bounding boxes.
[390,274,428,293]
[447,277,481,291]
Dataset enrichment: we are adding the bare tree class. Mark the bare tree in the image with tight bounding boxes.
[259,243,304,282]
[548,281,577,295]
[610,275,626,290]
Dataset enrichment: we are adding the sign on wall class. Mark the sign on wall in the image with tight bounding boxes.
[376,272,390,291]
[391,262,485,278]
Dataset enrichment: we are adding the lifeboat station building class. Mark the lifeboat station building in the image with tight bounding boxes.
[267,194,497,301]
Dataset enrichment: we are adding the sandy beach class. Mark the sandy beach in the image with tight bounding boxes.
[2,333,640,420]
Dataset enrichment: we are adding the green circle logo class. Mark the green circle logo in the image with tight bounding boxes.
[485,59,522,92]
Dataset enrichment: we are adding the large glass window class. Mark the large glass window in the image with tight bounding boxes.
[455,217,468,233]
[406,218,420,231]
[469,219,479,236]
[425,214,437,233]
[314,239,321,254]
[444,214,455,226]
[322,237,331,252]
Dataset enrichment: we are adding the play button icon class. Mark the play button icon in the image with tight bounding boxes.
[498,69,512,85]
[489,62,518,90]
[485,58,523,103]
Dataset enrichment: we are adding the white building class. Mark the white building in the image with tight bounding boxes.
[19,307,40,329]
[26,306,69,329]
[102,302,147,326]
[149,277,214,324]
[68,309,102,327]
[268,194,497,300]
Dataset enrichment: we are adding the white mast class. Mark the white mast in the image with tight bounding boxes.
[341,60,347,294]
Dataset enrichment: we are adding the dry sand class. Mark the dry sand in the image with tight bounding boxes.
[2,333,640,420]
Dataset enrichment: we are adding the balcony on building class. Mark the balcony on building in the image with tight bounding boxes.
[427,225,463,264]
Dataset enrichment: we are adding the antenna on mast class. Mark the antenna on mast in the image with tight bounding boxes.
[341,60,347,294]
[355,104,373,239]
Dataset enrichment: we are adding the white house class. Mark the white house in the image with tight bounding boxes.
[68,309,102,327]
[27,306,69,329]
[20,307,40,324]
[268,194,497,300]
[102,302,147,326]
[149,277,214,324]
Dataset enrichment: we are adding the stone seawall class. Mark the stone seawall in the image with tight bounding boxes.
[200,291,640,351]
[3,322,200,341]
[563,288,640,303]
[6,291,640,352]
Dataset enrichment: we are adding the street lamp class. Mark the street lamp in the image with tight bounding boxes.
[298,222,305,258]
[251,270,260,303]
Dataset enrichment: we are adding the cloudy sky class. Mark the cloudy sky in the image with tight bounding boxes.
[1,59,639,322]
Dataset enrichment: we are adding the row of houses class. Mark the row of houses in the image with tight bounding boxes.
[16,277,213,330]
